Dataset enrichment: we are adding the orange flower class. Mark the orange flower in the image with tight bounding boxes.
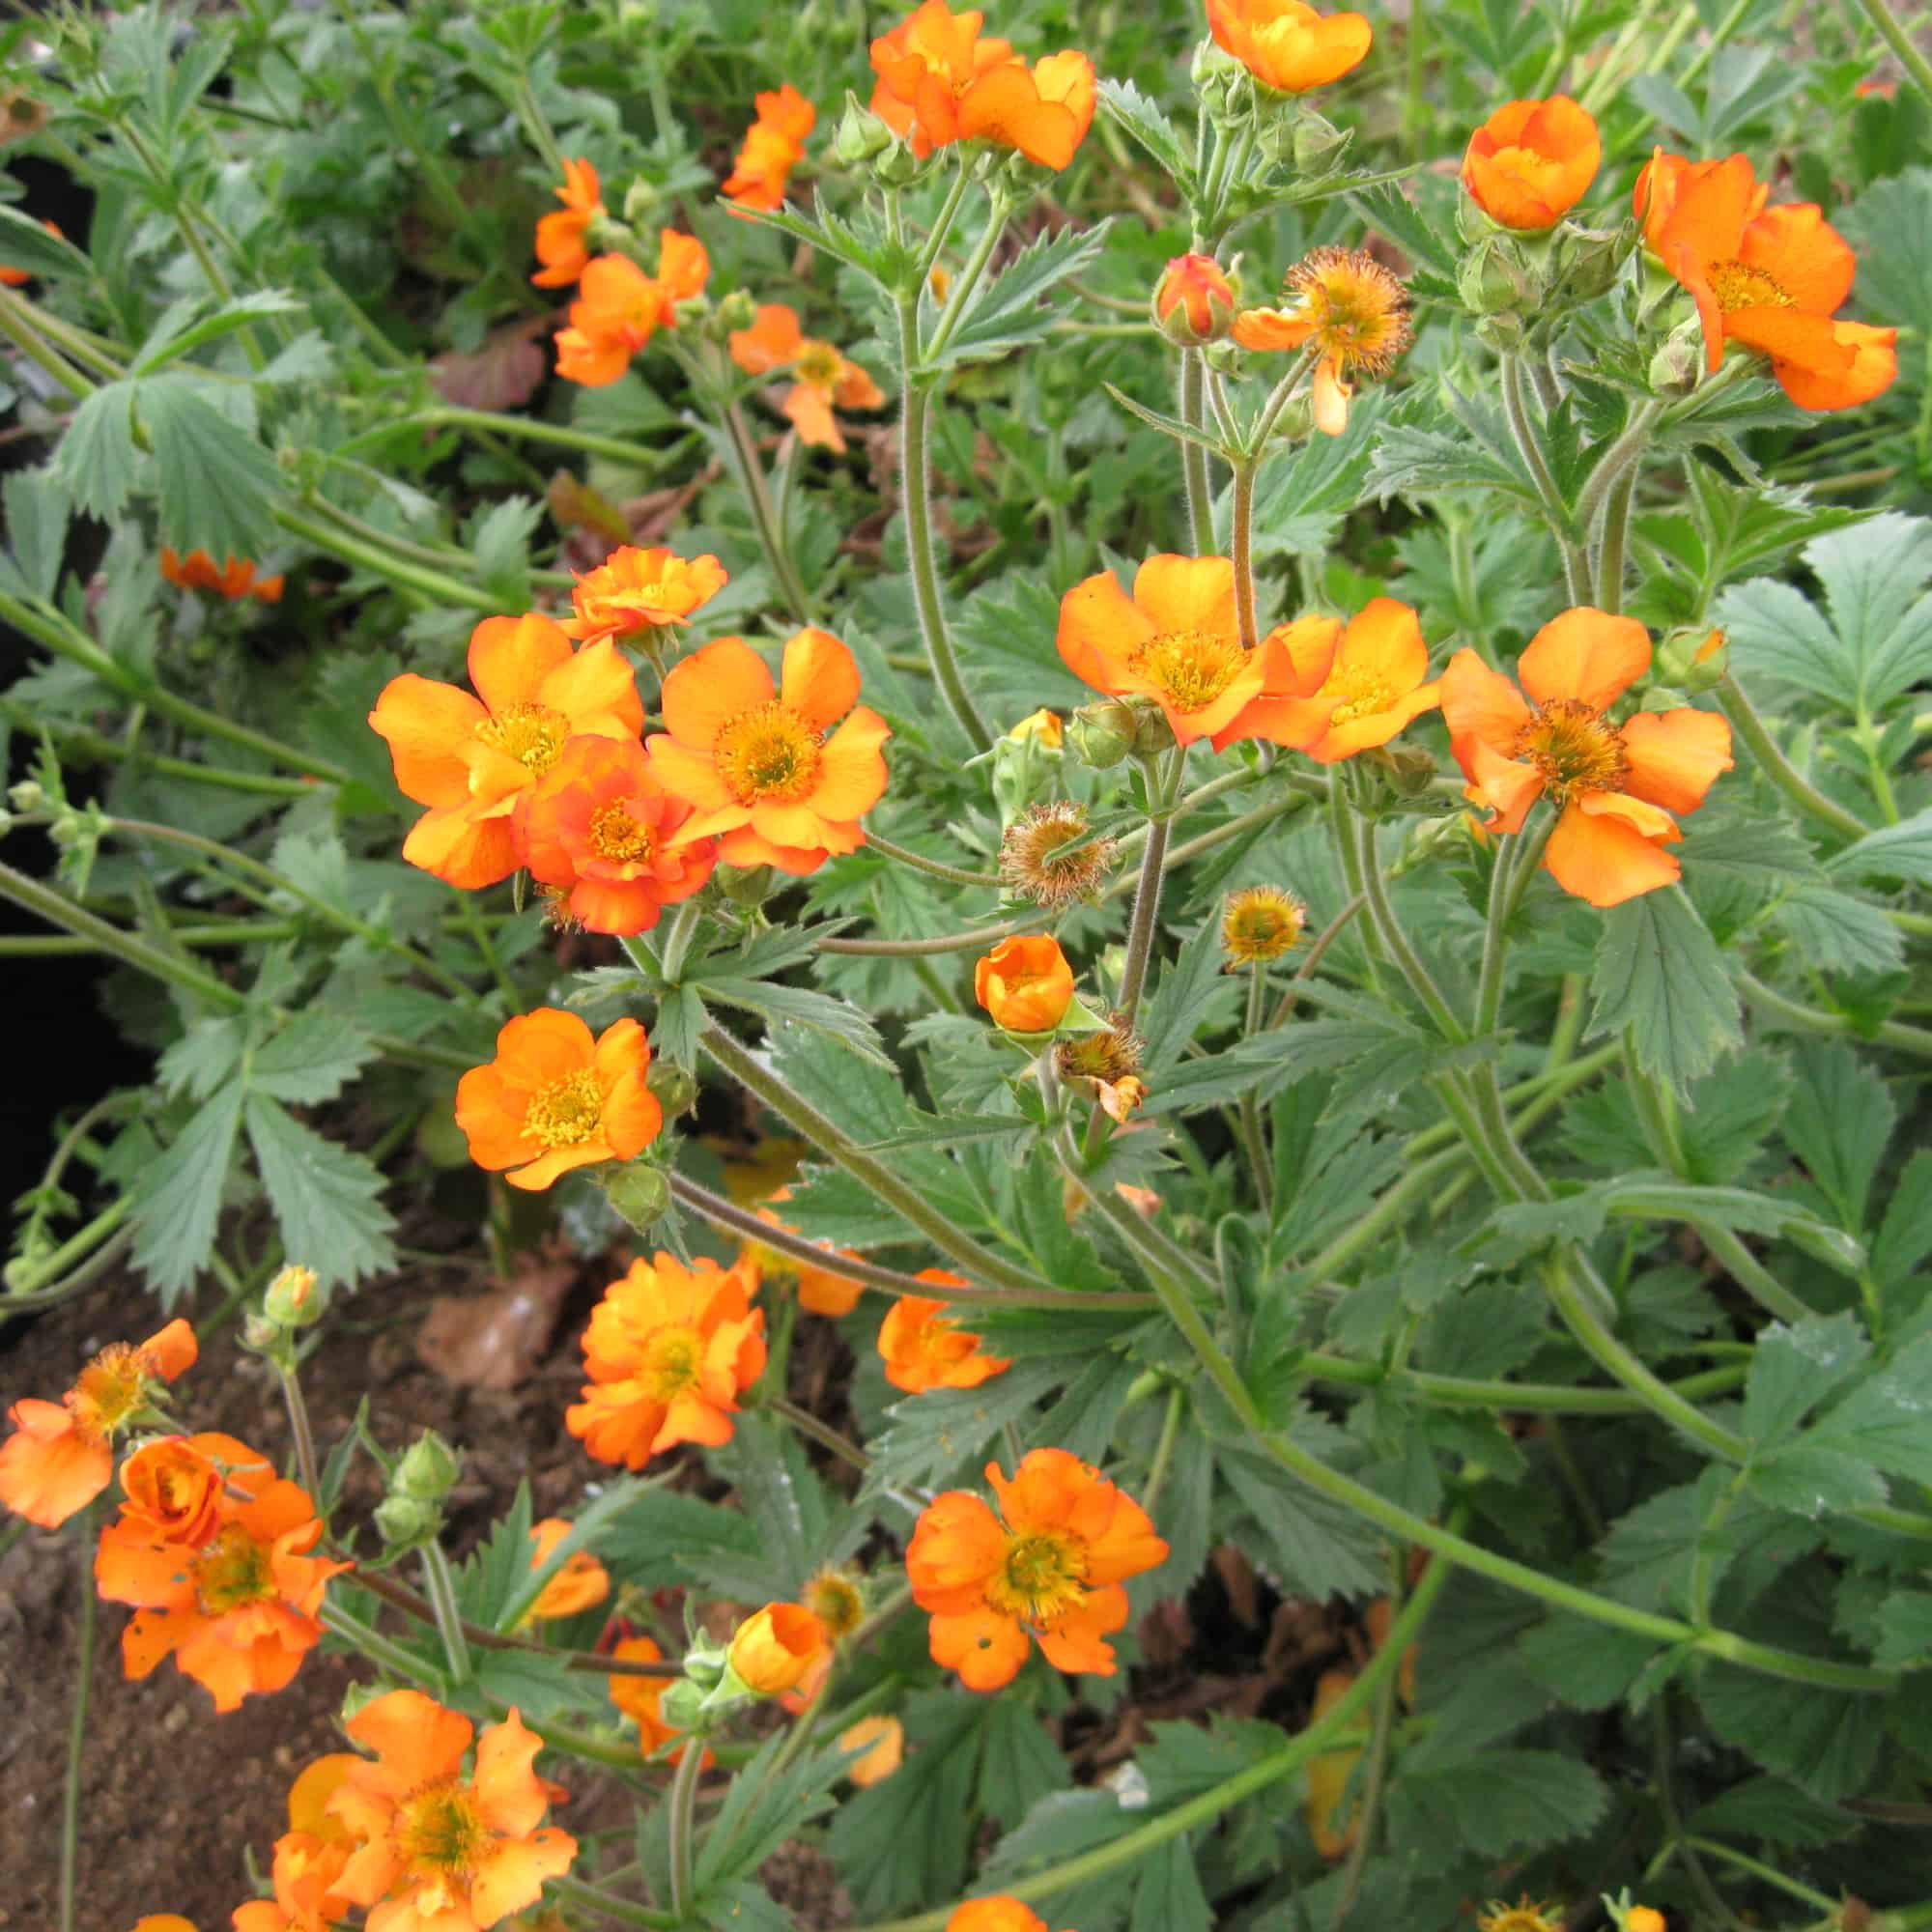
[522,736,718,935]
[1439,608,1734,908]
[554,231,709,386]
[1207,0,1373,94]
[1627,1911,1667,1932]
[1462,97,1601,231]
[646,629,892,874]
[1305,1666,1363,1857]
[327,1690,576,1931]
[95,1433,349,1713]
[839,1714,904,1786]
[0,216,64,286]
[1154,253,1236,344]
[869,2,1094,169]
[1634,150,1764,253]
[521,1519,611,1623]
[723,85,816,212]
[728,302,887,453]
[531,157,604,288]
[1232,245,1410,435]
[133,1919,199,1932]
[947,1903,1051,1932]
[159,548,285,604]
[455,1009,662,1191]
[368,611,644,890]
[243,1753,361,1932]
[878,1280,1011,1392]
[1056,554,1269,744]
[906,1448,1168,1691]
[0,1318,195,1527]
[729,1602,831,1693]
[609,1635,693,1759]
[747,1186,868,1317]
[1645,152,1896,411]
[975,934,1075,1034]
[562,544,728,643]
[1219,597,1440,761]
[567,1251,767,1467]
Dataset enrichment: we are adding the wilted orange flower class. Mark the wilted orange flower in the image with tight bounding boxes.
[159,548,285,604]
[907,1448,1168,1690]
[531,157,604,288]
[723,85,816,211]
[1462,96,1601,230]
[0,1318,195,1527]
[1305,1666,1366,1856]
[1440,608,1734,907]
[646,629,892,874]
[0,216,63,285]
[567,1251,767,1467]
[839,1714,904,1786]
[368,612,644,890]
[1233,246,1410,434]
[1154,252,1236,344]
[521,1519,611,1623]
[609,1635,694,1760]
[1643,151,1895,411]
[1222,885,1306,965]
[1221,597,1439,760]
[1207,0,1373,94]
[327,1690,576,1931]
[746,1186,868,1317]
[728,302,886,453]
[729,1602,831,1693]
[563,544,728,644]
[95,1434,348,1713]
[878,1275,1011,1392]
[455,1009,662,1191]
[240,1752,360,1932]
[975,934,1074,1033]
[870,2,1094,169]
[554,230,709,386]
[1057,554,1269,744]
[522,736,718,935]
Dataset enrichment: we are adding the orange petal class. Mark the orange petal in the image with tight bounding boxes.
[1517,607,1651,710]
[661,638,776,750]
[142,1319,198,1381]
[1338,595,1427,691]
[474,1709,549,1837]
[729,302,805,376]
[1738,202,1856,316]
[468,613,574,716]
[1542,797,1680,907]
[1055,569,1150,694]
[780,628,863,732]
[927,1606,1029,1690]
[810,705,893,819]
[469,1829,578,1924]
[368,675,490,808]
[1437,645,1532,750]
[1132,554,1236,639]
[1035,1581,1129,1674]
[1620,707,1733,815]
[1455,731,1545,835]
[346,1689,473,1788]
[1774,319,1897,412]
[538,636,646,737]
[0,1412,110,1527]
[782,382,844,451]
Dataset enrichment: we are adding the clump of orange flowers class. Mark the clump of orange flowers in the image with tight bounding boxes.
[367,611,644,890]
[326,1689,576,1930]
[455,1009,662,1190]
[555,229,709,387]
[1207,0,1373,95]
[1462,96,1601,230]
[878,1274,1011,1391]
[907,1447,1168,1690]
[1440,607,1733,907]
[646,628,892,874]
[159,547,284,603]
[729,301,886,454]
[869,1,1095,171]
[562,544,727,644]
[723,85,816,212]
[531,157,604,287]
[976,934,1075,1033]
[1638,150,1895,412]
[0,1317,196,1527]
[567,1251,767,1466]
[94,1433,349,1712]
[1233,245,1411,435]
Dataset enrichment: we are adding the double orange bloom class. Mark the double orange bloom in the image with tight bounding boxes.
[555,229,709,387]
[1207,0,1373,95]
[563,544,727,644]
[878,1277,1011,1392]
[1462,96,1601,230]
[729,301,886,454]
[907,1448,1167,1690]
[724,85,816,211]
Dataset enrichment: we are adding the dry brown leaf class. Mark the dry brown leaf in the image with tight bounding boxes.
[414,1252,577,1390]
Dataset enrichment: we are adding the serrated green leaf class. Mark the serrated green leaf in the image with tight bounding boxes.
[1747,1442,1889,1517]
[1772,882,1905,979]
[862,1363,1062,1498]
[142,375,284,560]
[1139,922,1241,1076]
[1687,1775,1861,1847]
[1698,1662,1886,1801]
[467,494,541,607]
[697,1731,843,1893]
[1588,887,1741,1094]
[1782,1043,1893,1230]
[1743,1313,1872,1451]
[1812,1333,1932,1487]
[243,1094,397,1291]
[1868,1592,1932,1670]
[1389,1748,1607,1857]
[1518,1615,1661,1710]
[594,1488,767,1597]
[129,1084,245,1300]
[929,220,1111,369]
[248,1012,377,1105]
[696,982,890,1066]
[157,1015,248,1100]
[977,1695,1072,1829]
[1836,167,1932,327]
[53,382,143,525]
[129,290,308,378]
[1096,77,1194,188]
[0,205,92,279]
[1218,1441,1388,1599]
[1830,807,1932,889]
[1129,1837,1212,1932]
[3,468,70,599]
[1872,1151,1932,1292]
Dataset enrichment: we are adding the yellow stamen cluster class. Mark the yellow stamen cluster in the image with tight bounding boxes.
[639,1325,703,1400]
[396,1781,488,1880]
[804,1566,867,1638]
[192,1521,274,1614]
[983,1528,1087,1625]
[476,702,570,775]
[1222,886,1307,966]
[1316,661,1397,725]
[69,1343,149,1442]
[714,700,823,804]
[523,1068,606,1149]
[1129,627,1247,713]
[1708,260,1792,311]
[1056,1016,1144,1087]
[795,341,844,388]
[1514,696,1629,805]
[1285,246,1411,375]
[588,801,656,863]
[1477,1899,1564,1932]
[1000,801,1113,907]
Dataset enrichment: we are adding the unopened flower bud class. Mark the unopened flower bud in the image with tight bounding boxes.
[263,1263,323,1328]
[1190,41,1250,125]
[716,288,757,331]
[647,1060,699,1117]
[1292,107,1350,172]
[1552,225,1626,305]
[1008,706,1064,750]
[622,180,661,225]
[1068,698,1137,769]
[1458,234,1536,316]
[833,92,896,165]
[1366,739,1439,796]
[393,1429,462,1502]
[718,864,775,908]
[1654,625,1728,691]
[373,1492,442,1548]
[601,1162,671,1234]
[9,780,45,811]
[1129,698,1178,760]
[1649,327,1702,395]
[1153,253,1236,346]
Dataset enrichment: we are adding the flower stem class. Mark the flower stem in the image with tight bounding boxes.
[59,1509,98,1932]
[1238,965,1273,1211]
[765,1392,871,1472]
[1117,751,1184,1024]
[420,1541,473,1685]
[1849,0,1932,106]
[321,1602,450,1688]
[1352,808,1466,1042]
[667,1728,706,1918]
[278,1364,324,1506]
[1231,456,1259,646]
[863,831,1002,889]
[1179,352,1216,555]
[1499,353,1588,603]
[1596,458,1639,613]
[548,1874,678,1928]
[1716,674,1871,841]
[1142,1384,1186,1514]
[719,396,813,623]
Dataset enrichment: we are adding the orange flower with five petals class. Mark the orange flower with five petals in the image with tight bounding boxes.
[0,1318,195,1527]
[1207,0,1373,94]
[723,86,816,211]
[554,231,709,387]
[1644,152,1896,412]
[95,1433,349,1713]
[907,1448,1168,1691]
[975,935,1075,1034]
[368,612,644,890]
[878,1276,1011,1393]
[326,1690,576,1932]
[531,157,604,288]
[567,1252,767,1467]
[520,1519,611,1623]
[522,736,718,935]
[1462,97,1601,231]
[647,630,892,874]
[1439,608,1734,907]
[562,544,728,644]
[455,1009,662,1191]
[728,302,886,454]
[1233,245,1410,435]
[242,1753,361,1932]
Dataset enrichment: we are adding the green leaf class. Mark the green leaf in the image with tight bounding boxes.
[1688,1775,1861,1848]
[1518,1615,1661,1710]
[697,1730,843,1893]
[128,291,309,378]
[1388,1748,1608,1858]
[1747,1442,1889,1517]
[1837,167,1932,327]
[1830,807,1932,889]
[1697,1662,1886,1802]
[1587,887,1742,1094]
[1102,381,1228,454]
[467,495,541,607]
[1742,1313,1872,1450]
[1811,1333,1932,1487]
[128,1084,245,1300]
[594,1488,767,1598]
[709,1413,848,1592]
[1218,1441,1388,1599]
[977,1695,1072,1829]
[157,1015,248,1099]
[696,982,890,1066]
[929,220,1112,369]
[1871,1151,1932,1292]
[862,1362,1062,1498]
[53,382,143,525]
[734,200,885,282]
[141,375,285,560]
[2,468,70,599]
[1782,1043,1894,1230]
[1772,883,1906,979]
[243,1094,398,1291]
[494,1476,653,1631]
[1096,77,1194,189]
[248,1012,377,1105]
[0,205,93,280]
[1128,1837,1213,1932]
[1139,922,1241,1075]
[1868,1591,1932,1670]
[471,1646,582,1719]
[1347,183,1462,283]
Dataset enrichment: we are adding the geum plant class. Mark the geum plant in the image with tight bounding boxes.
[2,0,1931,1929]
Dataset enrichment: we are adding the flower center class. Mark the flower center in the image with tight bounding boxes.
[984,1529,1088,1626]
[1287,247,1410,374]
[795,342,844,388]
[713,700,823,804]
[523,1067,606,1149]
[1707,259,1792,312]
[1316,661,1396,725]
[588,800,656,863]
[396,1780,488,1882]
[1129,628,1246,714]
[475,702,570,776]
[640,1324,703,1400]
[1224,888,1305,961]
[68,1343,148,1441]
[805,1567,867,1638]
[1513,697,1629,805]
[192,1521,275,1614]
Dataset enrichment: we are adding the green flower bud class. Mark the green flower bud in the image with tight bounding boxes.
[372,1492,441,1549]
[718,863,775,908]
[1291,107,1350,173]
[832,92,896,166]
[1068,699,1138,770]
[1654,625,1729,691]
[716,288,757,331]
[622,180,661,226]
[1552,225,1626,306]
[602,1162,671,1235]
[393,1429,462,1502]
[647,1060,700,1118]
[1649,328,1702,396]
[1457,234,1536,317]
[263,1263,324,1328]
